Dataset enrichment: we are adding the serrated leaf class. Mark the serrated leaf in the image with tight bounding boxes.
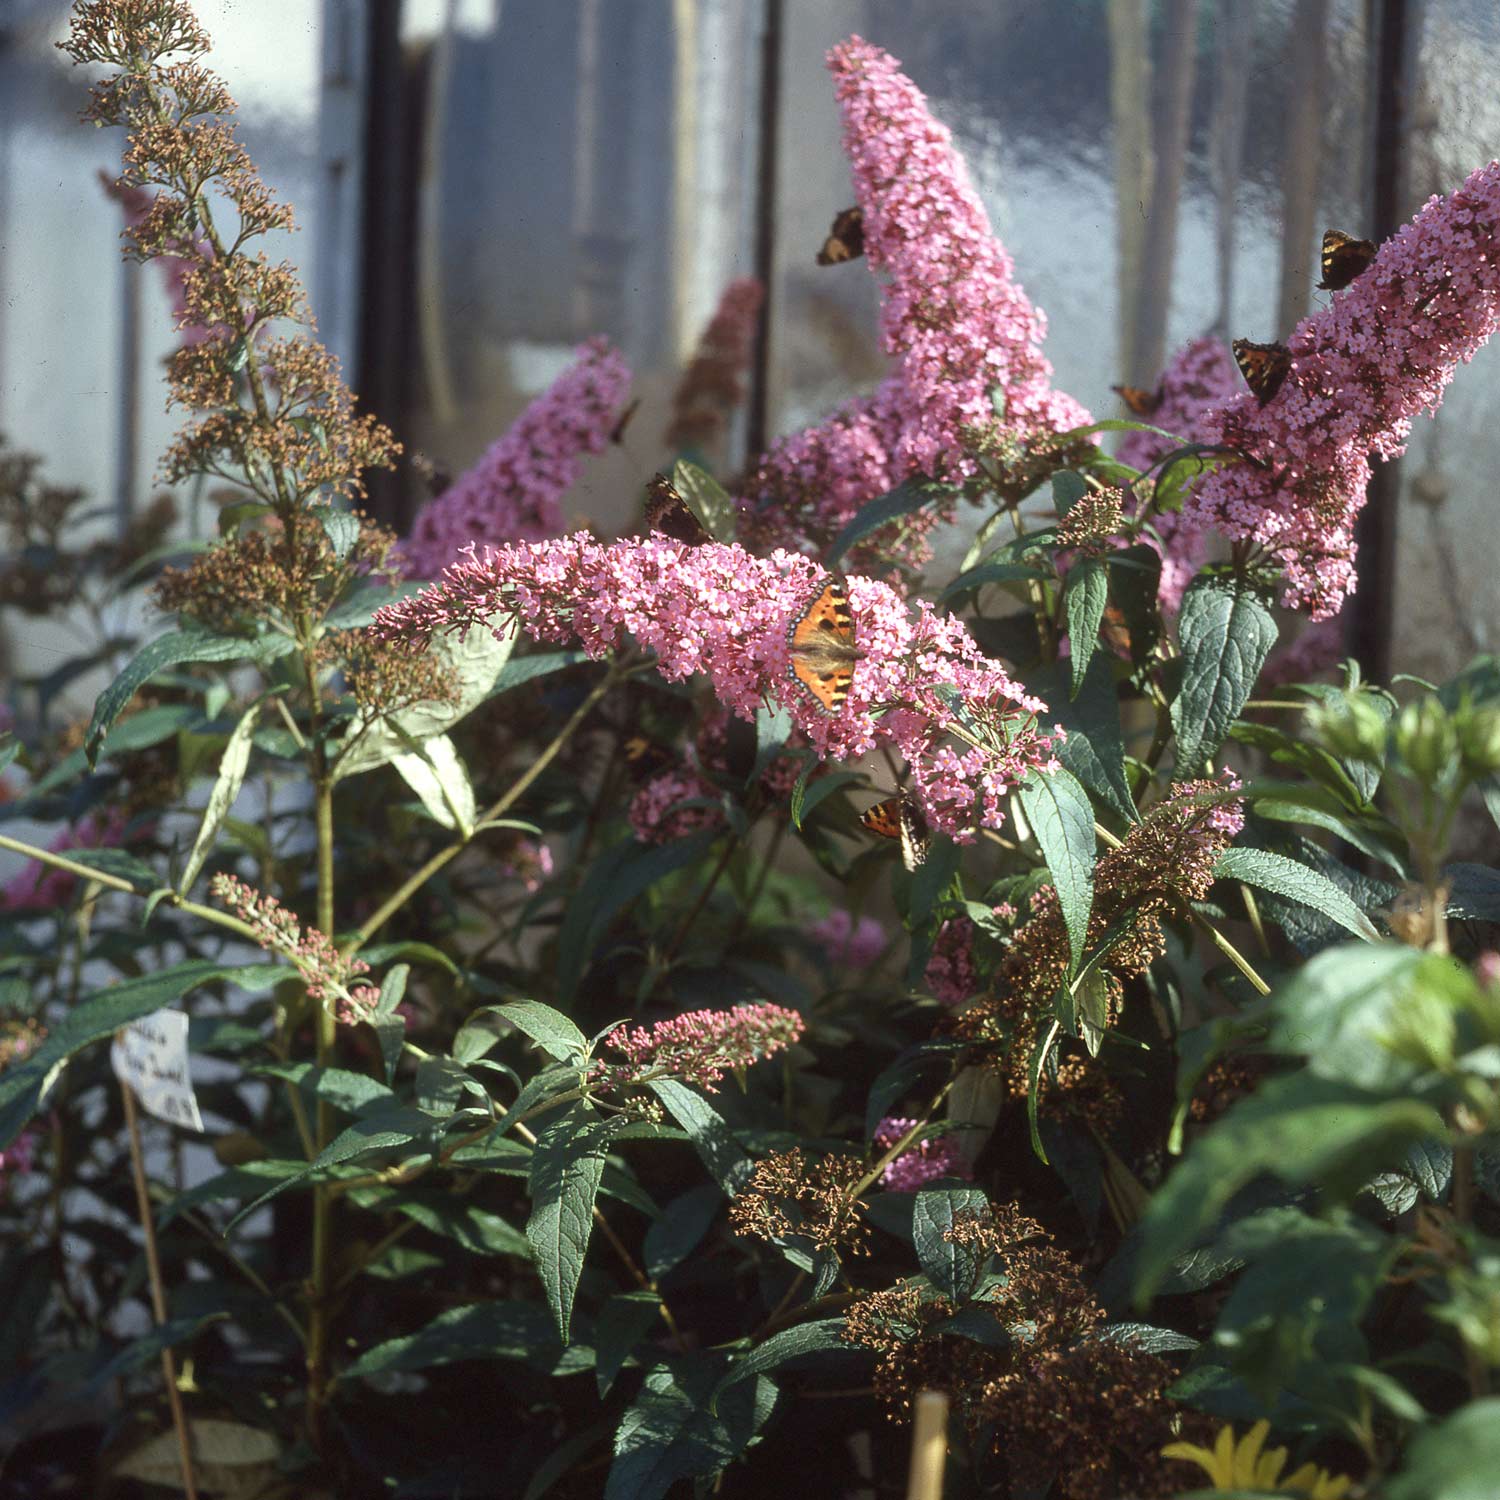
[501,1000,588,1063]
[790,766,860,830]
[178,700,260,895]
[596,1291,665,1397]
[711,1320,847,1404]
[0,961,282,1149]
[912,1185,992,1300]
[528,1102,621,1342]
[1384,1397,1500,1500]
[488,649,591,697]
[371,964,409,1083]
[343,1300,565,1379]
[648,1079,753,1196]
[643,1184,723,1280]
[823,480,932,567]
[1018,766,1096,971]
[1171,573,1278,776]
[1029,658,1136,823]
[319,507,360,561]
[84,628,284,767]
[1064,556,1109,697]
[607,1358,777,1500]
[1215,847,1379,942]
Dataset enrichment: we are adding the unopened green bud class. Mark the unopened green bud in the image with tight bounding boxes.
[1456,703,1500,778]
[1306,694,1388,764]
[1394,697,1458,783]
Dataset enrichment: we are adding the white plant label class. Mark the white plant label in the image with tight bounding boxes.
[110,1009,204,1132]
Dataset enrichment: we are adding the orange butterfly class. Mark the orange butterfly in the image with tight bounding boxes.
[1232,339,1292,404]
[644,473,710,547]
[816,206,865,266]
[1318,228,1377,292]
[1112,383,1162,418]
[860,795,928,870]
[787,578,863,713]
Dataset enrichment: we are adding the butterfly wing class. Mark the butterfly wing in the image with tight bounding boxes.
[860,797,902,839]
[816,206,865,266]
[609,397,642,446]
[644,474,710,546]
[1232,339,1292,404]
[1112,383,1161,418]
[787,579,860,713]
[1318,229,1377,291]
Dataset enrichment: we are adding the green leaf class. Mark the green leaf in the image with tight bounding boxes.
[648,1079,754,1196]
[334,613,518,779]
[1051,470,1090,516]
[1134,1073,1446,1301]
[557,831,720,1000]
[343,1300,566,1379]
[1029,658,1136,824]
[178,700,260,895]
[64,847,162,892]
[607,1358,777,1500]
[353,1185,530,1259]
[318,507,360,561]
[643,1184,723,1279]
[85,627,286,767]
[669,460,736,542]
[1064,557,1109,698]
[790,767,861,830]
[1264,943,1453,1090]
[501,1000,589,1064]
[1018,766,1096,971]
[1215,847,1380,942]
[596,1291,664,1397]
[711,1320,847,1404]
[912,1185,992,1300]
[1094,1322,1199,1355]
[528,1102,620,1342]
[390,731,476,833]
[488,649,591,697]
[0,961,282,1149]
[939,559,1050,605]
[1384,1398,1500,1500]
[1170,573,1278,776]
[1026,1016,1061,1162]
[371,964,409,1084]
[224,1106,437,1232]
[823,480,932,567]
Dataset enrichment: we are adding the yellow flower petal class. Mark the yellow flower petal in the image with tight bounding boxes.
[1283,1460,1356,1499]
[1253,1443,1290,1486]
[1160,1441,1219,1482]
[1212,1422,1239,1483]
[1232,1420,1272,1484]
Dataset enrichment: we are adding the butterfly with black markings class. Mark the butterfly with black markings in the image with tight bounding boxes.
[860,794,928,871]
[1318,229,1377,292]
[816,206,865,266]
[1112,383,1162,419]
[787,577,863,714]
[644,473,710,547]
[620,734,674,779]
[1232,339,1292,404]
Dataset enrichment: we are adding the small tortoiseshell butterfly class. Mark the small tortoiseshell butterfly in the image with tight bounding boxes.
[621,734,673,779]
[1318,229,1377,292]
[860,795,928,870]
[1232,339,1292,404]
[1112,383,1162,419]
[609,397,642,446]
[644,473,710,547]
[816,206,865,266]
[787,578,862,713]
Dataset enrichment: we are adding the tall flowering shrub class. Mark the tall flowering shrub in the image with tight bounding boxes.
[5,6,1500,1498]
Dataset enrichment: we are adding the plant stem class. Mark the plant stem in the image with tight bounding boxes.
[852,1078,956,1200]
[120,1074,200,1500]
[662,834,738,962]
[306,776,337,1449]
[344,664,625,956]
[1191,909,1272,996]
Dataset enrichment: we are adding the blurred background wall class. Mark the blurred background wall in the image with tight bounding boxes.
[2,0,1497,696]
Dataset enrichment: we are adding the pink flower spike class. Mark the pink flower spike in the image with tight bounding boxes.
[400,338,632,578]
[826,38,1089,486]
[873,1116,973,1192]
[602,1003,805,1092]
[1184,159,1500,619]
[368,533,1059,839]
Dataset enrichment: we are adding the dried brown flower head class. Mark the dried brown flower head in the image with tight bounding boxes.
[728,1148,870,1257]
